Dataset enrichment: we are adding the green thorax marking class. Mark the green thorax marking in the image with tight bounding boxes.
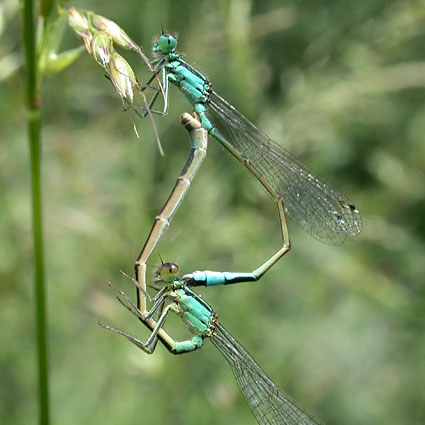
[152,34,214,132]
[166,58,210,105]
[153,34,210,106]
[171,284,215,337]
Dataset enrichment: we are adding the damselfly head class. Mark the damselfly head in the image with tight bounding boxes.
[153,33,178,54]
[155,262,180,283]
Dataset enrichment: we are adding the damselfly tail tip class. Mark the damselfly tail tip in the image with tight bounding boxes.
[180,112,201,131]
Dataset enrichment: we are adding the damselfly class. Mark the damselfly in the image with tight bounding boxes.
[99,263,326,425]
[135,34,361,285]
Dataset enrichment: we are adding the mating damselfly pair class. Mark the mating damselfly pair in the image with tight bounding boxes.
[69,10,361,425]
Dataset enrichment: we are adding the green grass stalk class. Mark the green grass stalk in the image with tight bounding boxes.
[20,0,50,424]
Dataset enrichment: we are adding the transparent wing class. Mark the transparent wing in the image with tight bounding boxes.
[208,91,362,245]
[211,323,325,425]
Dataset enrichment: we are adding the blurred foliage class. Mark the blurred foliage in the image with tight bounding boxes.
[2,0,425,424]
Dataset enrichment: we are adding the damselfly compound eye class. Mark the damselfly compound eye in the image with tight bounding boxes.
[158,262,180,281]
[158,34,177,53]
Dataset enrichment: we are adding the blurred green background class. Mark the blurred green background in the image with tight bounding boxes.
[2,0,425,424]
